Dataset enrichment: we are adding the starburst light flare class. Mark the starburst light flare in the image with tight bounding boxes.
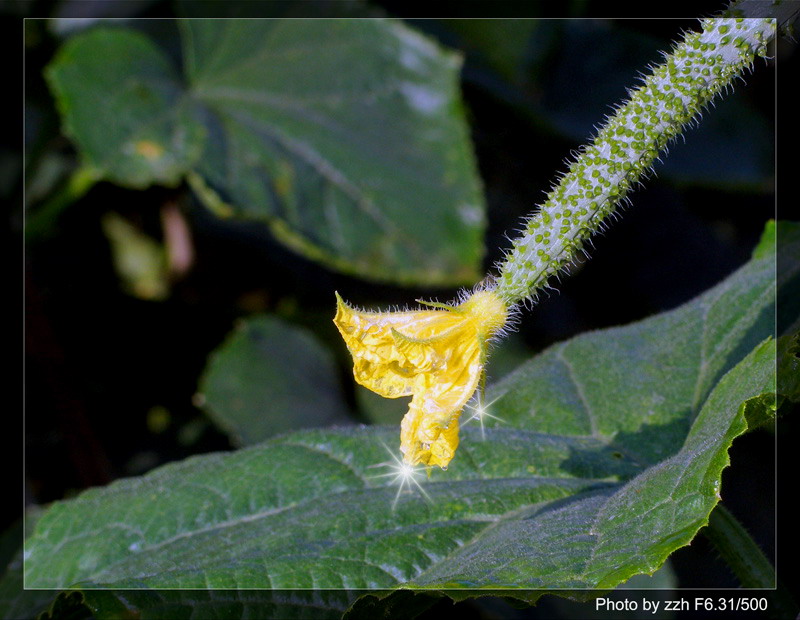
[366,441,432,511]
[463,393,506,440]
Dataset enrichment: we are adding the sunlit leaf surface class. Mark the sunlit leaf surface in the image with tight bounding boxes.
[24,224,790,595]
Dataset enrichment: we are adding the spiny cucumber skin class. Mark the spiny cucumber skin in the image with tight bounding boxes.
[494,18,776,306]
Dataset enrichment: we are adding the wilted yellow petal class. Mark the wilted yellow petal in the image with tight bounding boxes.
[334,290,508,469]
[334,292,464,398]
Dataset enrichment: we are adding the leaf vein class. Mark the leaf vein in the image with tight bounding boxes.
[208,105,420,254]
[557,344,600,438]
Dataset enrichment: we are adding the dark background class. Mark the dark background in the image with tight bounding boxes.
[11,1,795,617]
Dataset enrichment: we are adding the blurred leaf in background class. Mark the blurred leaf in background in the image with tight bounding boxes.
[198,315,353,446]
[45,27,204,188]
[43,19,488,285]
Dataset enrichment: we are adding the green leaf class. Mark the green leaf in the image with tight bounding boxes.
[750,218,775,261]
[485,231,777,464]
[776,221,800,404]
[183,19,484,285]
[777,218,800,335]
[78,589,355,620]
[24,224,785,598]
[531,561,678,620]
[409,339,773,591]
[46,21,486,286]
[45,28,205,188]
[778,331,800,404]
[197,315,352,446]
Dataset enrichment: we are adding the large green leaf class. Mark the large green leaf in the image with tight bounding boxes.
[45,20,486,285]
[23,224,788,600]
[484,230,778,464]
[44,27,205,188]
[197,315,352,446]
[65,563,675,620]
[75,589,355,620]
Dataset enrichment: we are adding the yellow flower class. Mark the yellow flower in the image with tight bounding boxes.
[333,289,508,469]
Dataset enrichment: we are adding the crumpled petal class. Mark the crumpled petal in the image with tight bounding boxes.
[334,290,508,469]
[334,292,465,398]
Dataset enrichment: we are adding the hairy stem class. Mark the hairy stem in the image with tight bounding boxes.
[494,17,775,306]
[704,504,797,616]
[705,504,774,588]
